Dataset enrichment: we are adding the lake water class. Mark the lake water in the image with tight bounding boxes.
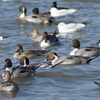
[0,0,100,100]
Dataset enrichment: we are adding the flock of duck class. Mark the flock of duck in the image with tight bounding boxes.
[0,1,100,94]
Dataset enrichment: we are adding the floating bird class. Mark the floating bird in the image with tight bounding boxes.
[45,52,96,67]
[70,39,100,57]
[13,44,49,59]
[28,29,59,42]
[18,5,55,24]
[48,1,78,17]
[56,21,90,33]
[40,32,60,48]
[0,70,19,92]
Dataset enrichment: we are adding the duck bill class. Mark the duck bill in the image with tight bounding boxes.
[27,34,31,37]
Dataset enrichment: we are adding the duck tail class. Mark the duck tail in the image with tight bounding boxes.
[82,21,92,25]
[94,81,100,87]
[49,17,56,23]
[51,59,66,68]
[3,36,10,39]
[87,56,98,63]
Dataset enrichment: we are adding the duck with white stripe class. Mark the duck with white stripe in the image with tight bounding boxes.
[18,5,55,24]
[3,57,61,78]
[3,57,36,78]
[70,39,100,57]
[45,52,96,67]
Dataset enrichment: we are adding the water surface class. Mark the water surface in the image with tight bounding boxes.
[0,0,100,100]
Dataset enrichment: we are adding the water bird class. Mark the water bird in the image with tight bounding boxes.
[13,44,49,59]
[70,39,100,57]
[28,29,59,42]
[45,52,96,67]
[18,5,55,24]
[48,1,78,17]
[40,32,60,48]
[0,70,19,92]
[56,21,90,33]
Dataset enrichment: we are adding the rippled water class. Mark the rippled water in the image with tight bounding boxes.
[0,0,100,99]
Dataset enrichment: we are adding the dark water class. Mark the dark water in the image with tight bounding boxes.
[0,0,100,99]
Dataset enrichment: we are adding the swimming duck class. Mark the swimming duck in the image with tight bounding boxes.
[3,57,36,78]
[32,7,50,16]
[28,29,56,42]
[40,32,60,48]
[13,44,49,59]
[3,57,60,78]
[56,21,90,33]
[32,7,55,23]
[18,5,55,24]
[29,29,43,42]
[48,1,78,17]
[45,52,96,66]
[70,39,100,57]
[0,70,19,92]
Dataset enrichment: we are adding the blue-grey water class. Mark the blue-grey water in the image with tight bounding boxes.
[0,0,100,99]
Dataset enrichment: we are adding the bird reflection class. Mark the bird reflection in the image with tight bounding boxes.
[2,91,18,99]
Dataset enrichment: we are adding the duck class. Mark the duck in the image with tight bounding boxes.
[0,70,19,92]
[40,32,60,48]
[13,44,49,59]
[56,21,90,33]
[70,39,100,57]
[29,29,43,42]
[28,29,58,42]
[32,7,50,16]
[45,52,96,67]
[32,7,55,22]
[48,1,78,17]
[3,57,60,78]
[3,57,36,78]
[18,5,55,24]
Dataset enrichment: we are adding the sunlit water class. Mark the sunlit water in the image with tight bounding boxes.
[0,0,100,99]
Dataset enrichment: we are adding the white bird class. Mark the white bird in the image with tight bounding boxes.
[56,21,90,33]
[48,1,78,17]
